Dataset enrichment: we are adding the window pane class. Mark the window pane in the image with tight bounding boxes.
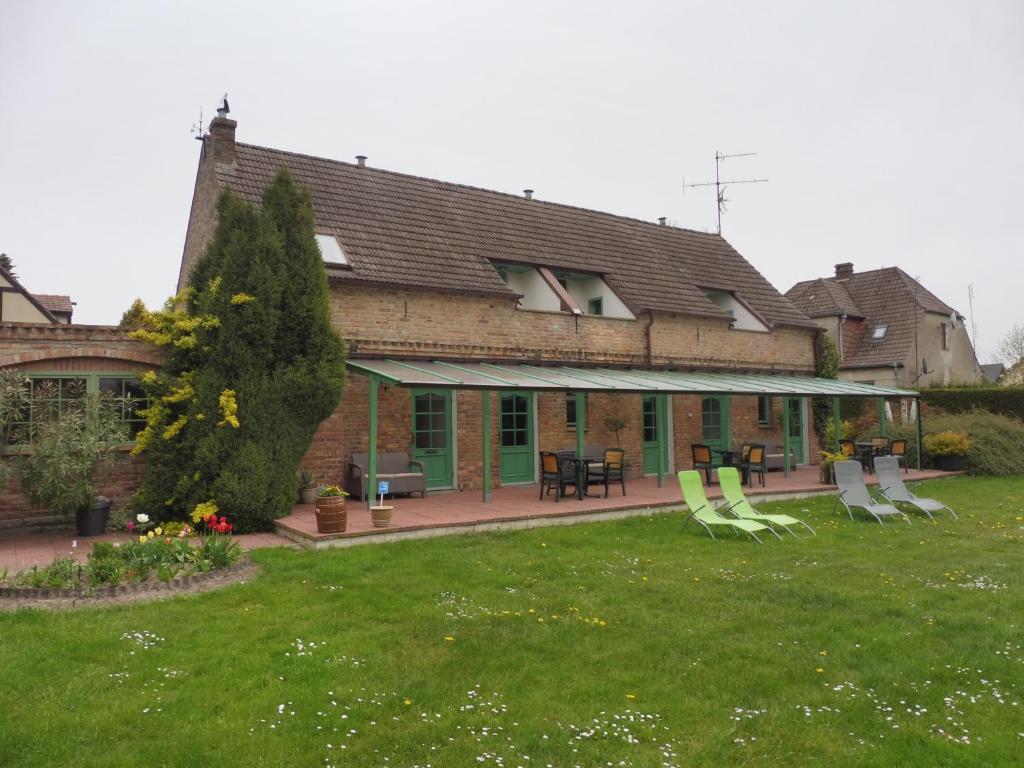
[501,413,515,431]
[415,431,431,449]
[99,378,123,395]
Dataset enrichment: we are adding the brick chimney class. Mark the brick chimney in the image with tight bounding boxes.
[207,116,237,164]
[834,262,854,280]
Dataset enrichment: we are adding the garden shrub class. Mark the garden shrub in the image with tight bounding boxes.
[131,170,346,532]
[882,409,1024,475]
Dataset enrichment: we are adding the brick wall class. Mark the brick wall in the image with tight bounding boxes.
[0,322,163,369]
[177,139,223,294]
[309,386,816,496]
[0,452,146,533]
[0,323,162,530]
[332,285,816,372]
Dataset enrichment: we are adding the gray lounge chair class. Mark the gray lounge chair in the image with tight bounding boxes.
[874,456,958,520]
[833,460,911,525]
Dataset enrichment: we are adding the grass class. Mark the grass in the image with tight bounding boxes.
[2,475,1023,767]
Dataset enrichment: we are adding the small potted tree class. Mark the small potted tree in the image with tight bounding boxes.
[924,431,970,472]
[315,484,348,533]
[818,450,846,485]
[19,394,127,536]
[298,470,317,505]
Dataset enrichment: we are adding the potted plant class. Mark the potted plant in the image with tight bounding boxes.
[370,503,394,528]
[818,450,846,485]
[298,469,317,505]
[18,394,128,536]
[924,431,970,471]
[315,484,348,533]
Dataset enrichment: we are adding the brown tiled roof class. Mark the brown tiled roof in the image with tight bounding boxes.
[33,294,73,315]
[786,267,959,368]
[213,143,816,329]
[784,278,862,318]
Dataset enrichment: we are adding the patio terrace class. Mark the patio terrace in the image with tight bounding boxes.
[275,464,959,549]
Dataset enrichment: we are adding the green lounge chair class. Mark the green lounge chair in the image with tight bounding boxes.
[677,470,779,543]
[717,467,815,536]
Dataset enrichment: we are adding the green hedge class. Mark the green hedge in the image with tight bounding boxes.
[884,409,1024,476]
[922,387,1024,420]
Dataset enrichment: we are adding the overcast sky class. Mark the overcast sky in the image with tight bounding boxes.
[1,1,1021,362]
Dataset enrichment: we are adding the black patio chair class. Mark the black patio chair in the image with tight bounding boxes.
[588,448,626,498]
[691,444,714,485]
[888,439,909,473]
[539,451,578,502]
[740,444,767,487]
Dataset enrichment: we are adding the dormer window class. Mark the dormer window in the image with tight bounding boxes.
[315,234,348,266]
[703,290,769,333]
[490,261,634,319]
[871,324,888,341]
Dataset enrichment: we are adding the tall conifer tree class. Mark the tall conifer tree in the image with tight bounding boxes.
[133,170,345,531]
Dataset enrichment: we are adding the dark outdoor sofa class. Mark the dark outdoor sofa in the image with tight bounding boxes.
[349,452,426,501]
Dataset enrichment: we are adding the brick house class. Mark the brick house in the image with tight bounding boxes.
[786,263,983,390]
[179,114,869,497]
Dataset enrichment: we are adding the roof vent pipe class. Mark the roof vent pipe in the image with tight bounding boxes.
[523,189,533,200]
[355,155,367,167]
[658,217,667,227]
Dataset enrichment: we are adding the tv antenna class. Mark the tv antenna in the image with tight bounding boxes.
[683,151,767,234]
[190,107,206,141]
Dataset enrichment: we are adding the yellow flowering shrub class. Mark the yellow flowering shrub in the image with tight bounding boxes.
[218,389,240,428]
[192,500,218,524]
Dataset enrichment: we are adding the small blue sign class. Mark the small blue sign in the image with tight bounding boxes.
[377,481,390,495]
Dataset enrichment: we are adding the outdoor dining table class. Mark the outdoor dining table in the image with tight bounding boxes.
[561,454,604,500]
[854,441,886,472]
[709,448,743,483]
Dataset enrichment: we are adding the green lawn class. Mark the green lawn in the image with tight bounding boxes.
[2,475,1023,767]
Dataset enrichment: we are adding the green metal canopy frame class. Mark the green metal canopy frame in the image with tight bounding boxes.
[347,359,922,505]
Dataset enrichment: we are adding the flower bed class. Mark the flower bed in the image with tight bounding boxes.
[0,514,243,599]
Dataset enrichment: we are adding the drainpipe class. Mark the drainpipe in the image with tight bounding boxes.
[837,314,847,363]
[644,311,655,368]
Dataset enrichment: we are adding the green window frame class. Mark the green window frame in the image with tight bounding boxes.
[587,297,603,316]
[3,372,148,449]
[565,392,588,429]
[757,396,772,426]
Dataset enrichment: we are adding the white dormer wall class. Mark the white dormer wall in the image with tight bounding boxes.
[506,268,561,311]
[564,275,635,319]
[705,291,769,332]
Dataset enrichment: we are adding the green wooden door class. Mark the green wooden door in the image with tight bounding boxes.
[412,388,453,489]
[642,395,669,474]
[701,396,731,465]
[498,392,534,484]
[786,397,805,464]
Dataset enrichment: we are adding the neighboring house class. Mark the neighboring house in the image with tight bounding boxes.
[786,263,983,390]
[33,294,74,324]
[980,363,1005,384]
[178,115,893,493]
[0,266,60,324]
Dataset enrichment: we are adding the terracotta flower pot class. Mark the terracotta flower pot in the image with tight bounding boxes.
[370,504,394,528]
[315,495,347,533]
[299,487,317,505]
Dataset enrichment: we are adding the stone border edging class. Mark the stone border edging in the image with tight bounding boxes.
[0,556,255,602]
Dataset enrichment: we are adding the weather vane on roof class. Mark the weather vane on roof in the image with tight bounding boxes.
[683,151,768,235]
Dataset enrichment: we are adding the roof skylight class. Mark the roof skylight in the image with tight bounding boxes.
[315,234,348,266]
